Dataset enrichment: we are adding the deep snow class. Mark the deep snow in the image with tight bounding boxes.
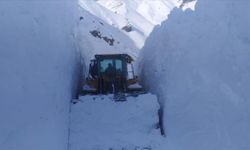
[69,94,164,150]
[0,1,79,150]
[1,0,249,150]
[139,0,250,149]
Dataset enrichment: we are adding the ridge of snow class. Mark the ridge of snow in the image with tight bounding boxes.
[139,0,250,149]
[77,0,183,62]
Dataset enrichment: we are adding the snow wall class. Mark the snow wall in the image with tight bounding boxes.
[139,0,250,149]
[0,1,81,150]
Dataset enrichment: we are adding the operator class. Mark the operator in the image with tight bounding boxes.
[105,63,115,77]
[104,63,116,92]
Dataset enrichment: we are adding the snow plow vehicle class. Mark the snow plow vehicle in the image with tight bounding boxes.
[81,54,143,96]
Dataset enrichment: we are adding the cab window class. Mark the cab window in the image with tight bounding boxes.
[115,59,122,71]
[100,59,113,73]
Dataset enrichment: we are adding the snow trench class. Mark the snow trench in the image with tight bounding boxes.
[3,0,246,149]
[75,0,250,149]
[75,0,182,143]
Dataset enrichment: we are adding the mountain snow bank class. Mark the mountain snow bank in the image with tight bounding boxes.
[77,0,181,62]
[139,0,250,149]
[0,1,79,150]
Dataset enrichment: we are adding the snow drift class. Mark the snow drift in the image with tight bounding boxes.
[0,1,79,150]
[139,0,250,149]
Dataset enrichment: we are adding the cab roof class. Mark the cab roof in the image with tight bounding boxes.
[94,54,133,63]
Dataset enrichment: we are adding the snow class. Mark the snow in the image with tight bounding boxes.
[76,9,138,66]
[0,0,182,149]
[181,0,197,11]
[128,83,142,89]
[0,1,79,150]
[69,94,165,150]
[2,0,249,149]
[139,0,250,149]
[77,0,181,64]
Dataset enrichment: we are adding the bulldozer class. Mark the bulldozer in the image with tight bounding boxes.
[81,54,143,97]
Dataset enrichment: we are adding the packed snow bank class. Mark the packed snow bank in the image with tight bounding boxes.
[69,94,165,150]
[0,1,79,150]
[139,0,250,149]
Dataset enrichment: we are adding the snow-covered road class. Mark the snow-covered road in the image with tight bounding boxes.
[69,94,165,150]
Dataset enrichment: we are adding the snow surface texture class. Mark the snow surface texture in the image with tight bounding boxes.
[139,0,250,149]
[76,0,181,66]
[69,94,166,150]
[0,1,80,150]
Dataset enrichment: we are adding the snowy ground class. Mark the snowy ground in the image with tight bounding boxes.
[69,94,165,150]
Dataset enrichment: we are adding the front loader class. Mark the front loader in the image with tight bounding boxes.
[81,54,144,97]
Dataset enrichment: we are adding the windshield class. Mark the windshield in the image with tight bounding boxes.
[99,59,123,73]
[100,59,113,73]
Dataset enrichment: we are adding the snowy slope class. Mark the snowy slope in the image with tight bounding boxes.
[139,0,250,149]
[77,0,181,64]
[0,1,79,150]
[76,9,138,66]
[69,94,165,150]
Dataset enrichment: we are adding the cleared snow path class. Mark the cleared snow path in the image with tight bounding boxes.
[69,94,165,150]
